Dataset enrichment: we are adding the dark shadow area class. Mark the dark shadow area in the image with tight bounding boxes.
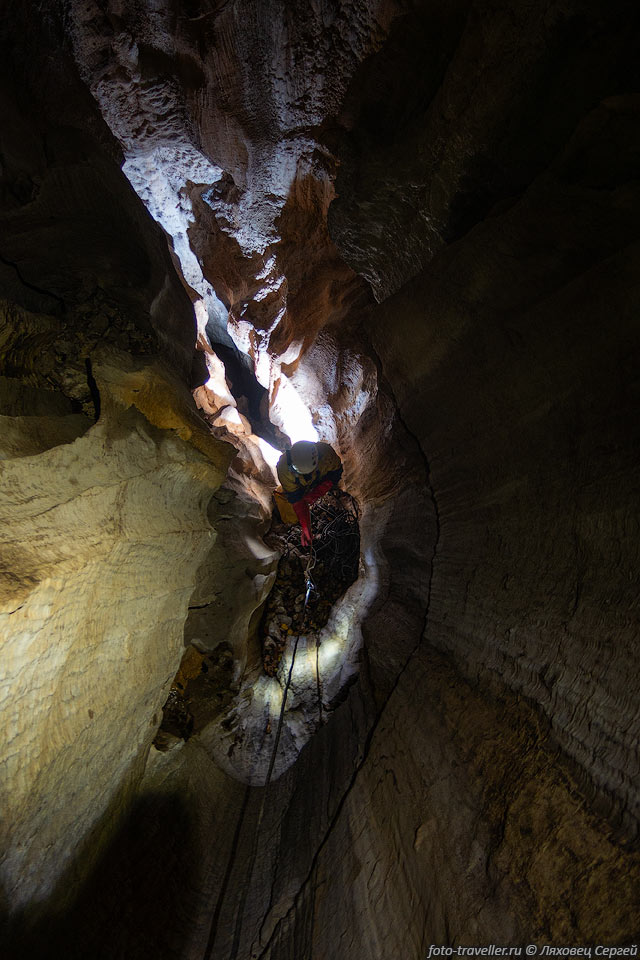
[443,7,640,241]
[1,791,199,960]
[154,642,236,749]
[326,0,640,299]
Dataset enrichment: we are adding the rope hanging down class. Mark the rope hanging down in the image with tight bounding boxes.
[227,557,315,960]
[226,491,360,960]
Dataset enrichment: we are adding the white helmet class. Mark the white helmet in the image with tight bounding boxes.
[290,440,318,474]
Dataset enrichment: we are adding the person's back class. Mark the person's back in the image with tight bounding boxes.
[276,440,343,544]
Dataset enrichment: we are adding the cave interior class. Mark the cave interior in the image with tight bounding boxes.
[1,1,639,958]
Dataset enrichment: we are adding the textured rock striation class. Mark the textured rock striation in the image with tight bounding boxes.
[0,3,234,928]
[1,0,640,958]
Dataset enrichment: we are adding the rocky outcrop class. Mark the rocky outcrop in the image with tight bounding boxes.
[328,0,640,300]
[0,7,234,929]
[0,363,230,914]
[367,91,640,836]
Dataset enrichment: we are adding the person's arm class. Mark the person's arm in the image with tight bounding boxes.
[305,446,342,503]
[295,473,340,544]
[283,444,343,545]
[277,453,301,500]
[301,478,334,505]
[278,454,314,544]
[293,499,312,546]
[297,446,344,543]
[316,443,343,490]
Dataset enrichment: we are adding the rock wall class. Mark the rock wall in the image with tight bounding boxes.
[368,106,640,833]
[1,0,639,958]
[0,4,234,931]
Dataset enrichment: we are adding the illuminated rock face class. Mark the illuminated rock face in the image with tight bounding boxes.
[0,370,229,913]
[0,14,233,928]
[2,1,640,958]
[67,0,378,444]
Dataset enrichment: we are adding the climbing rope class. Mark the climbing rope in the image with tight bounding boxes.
[227,561,314,960]
[263,548,317,787]
[303,551,323,726]
[226,493,360,959]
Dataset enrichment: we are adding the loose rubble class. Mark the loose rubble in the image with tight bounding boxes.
[154,643,235,750]
[261,489,360,676]
[152,490,360,747]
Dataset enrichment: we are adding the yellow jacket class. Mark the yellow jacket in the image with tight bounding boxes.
[276,442,342,503]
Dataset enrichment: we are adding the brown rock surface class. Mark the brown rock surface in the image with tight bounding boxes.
[1,0,639,958]
[0,5,231,931]
[367,93,640,833]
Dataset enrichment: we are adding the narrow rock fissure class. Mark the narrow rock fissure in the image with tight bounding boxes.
[247,368,442,957]
[0,250,66,313]
[84,357,100,421]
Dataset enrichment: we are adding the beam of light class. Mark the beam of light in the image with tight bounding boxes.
[253,674,284,716]
[271,375,319,444]
[256,437,282,467]
[302,634,343,682]
[317,636,343,672]
[297,629,348,689]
